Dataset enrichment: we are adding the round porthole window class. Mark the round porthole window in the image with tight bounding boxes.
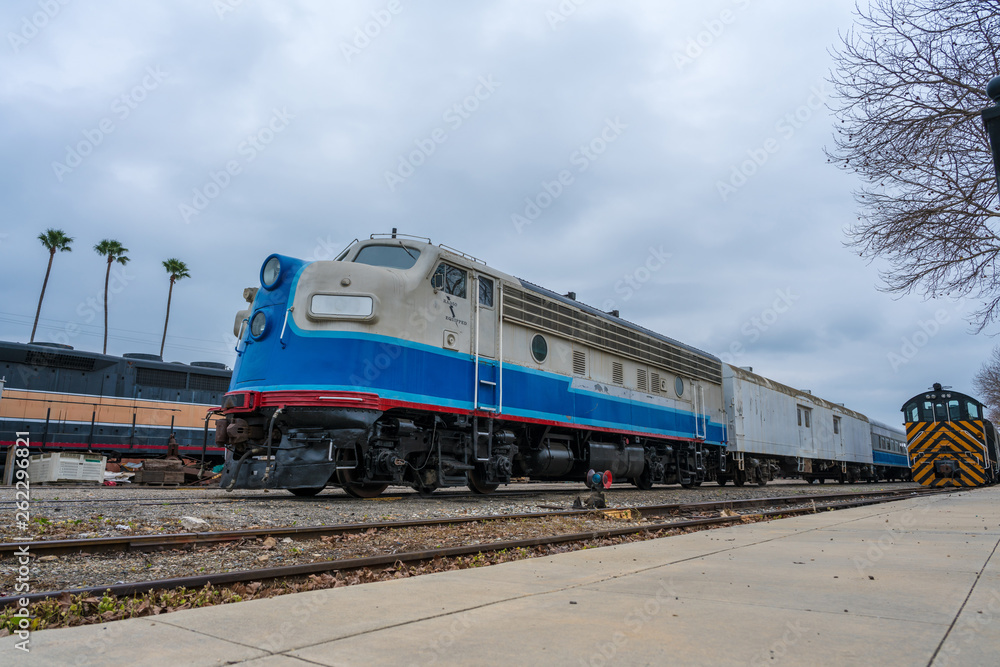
[530,334,548,363]
[250,311,266,338]
[675,377,684,396]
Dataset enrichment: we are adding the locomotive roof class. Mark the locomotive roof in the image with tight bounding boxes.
[900,385,986,411]
[725,364,869,422]
[0,340,231,379]
[868,418,906,437]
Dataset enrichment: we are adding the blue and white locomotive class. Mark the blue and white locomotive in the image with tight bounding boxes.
[218,233,727,496]
[216,233,909,495]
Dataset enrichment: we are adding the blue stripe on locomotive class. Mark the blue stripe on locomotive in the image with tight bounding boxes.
[232,263,725,445]
[872,449,909,468]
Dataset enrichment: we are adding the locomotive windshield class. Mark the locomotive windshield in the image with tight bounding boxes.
[903,397,983,422]
[354,244,421,269]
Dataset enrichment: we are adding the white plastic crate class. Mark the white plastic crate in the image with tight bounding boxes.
[27,452,107,484]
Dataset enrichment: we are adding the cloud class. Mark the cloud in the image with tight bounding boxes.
[0,0,993,428]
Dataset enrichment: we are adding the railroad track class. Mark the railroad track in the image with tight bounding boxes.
[0,481,919,508]
[0,486,591,507]
[0,486,953,608]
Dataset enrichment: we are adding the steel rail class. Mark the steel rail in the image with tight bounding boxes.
[0,488,948,559]
[0,488,958,609]
[0,486,626,506]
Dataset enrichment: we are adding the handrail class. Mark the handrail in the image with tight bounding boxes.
[279,307,293,349]
[439,244,486,265]
[234,318,248,355]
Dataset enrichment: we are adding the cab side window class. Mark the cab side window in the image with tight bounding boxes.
[434,263,467,298]
[478,276,494,307]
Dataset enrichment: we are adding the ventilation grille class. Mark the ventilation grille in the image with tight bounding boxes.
[25,351,95,371]
[651,372,661,393]
[612,362,624,385]
[189,374,231,393]
[136,367,187,389]
[503,286,721,384]
[572,351,586,376]
[637,369,648,392]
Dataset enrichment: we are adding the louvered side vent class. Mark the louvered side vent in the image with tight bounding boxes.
[573,350,586,376]
[637,368,648,392]
[612,362,624,385]
[502,286,722,384]
[25,351,95,371]
[651,372,661,393]
[136,367,187,389]
[189,374,231,393]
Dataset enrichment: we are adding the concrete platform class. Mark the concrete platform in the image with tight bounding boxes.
[3,487,999,666]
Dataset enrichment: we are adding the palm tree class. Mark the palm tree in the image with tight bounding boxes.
[160,259,191,358]
[93,240,129,355]
[31,229,74,343]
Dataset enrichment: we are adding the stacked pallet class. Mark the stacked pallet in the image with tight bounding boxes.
[133,459,185,485]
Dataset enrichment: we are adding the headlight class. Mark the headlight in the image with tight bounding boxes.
[261,256,281,288]
[250,311,266,337]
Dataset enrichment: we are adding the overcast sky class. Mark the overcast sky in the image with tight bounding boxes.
[1,0,994,427]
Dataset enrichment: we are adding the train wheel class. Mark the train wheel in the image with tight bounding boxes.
[468,470,499,495]
[336,468,388,498]
[341,481,389,498]
[732,469,746,487]
[288,486,324,497]
[632,473,653,490]
[717,478,727,487]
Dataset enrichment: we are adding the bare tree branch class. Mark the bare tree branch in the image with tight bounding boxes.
[828,0,1000,329]
[973,345,1000,422]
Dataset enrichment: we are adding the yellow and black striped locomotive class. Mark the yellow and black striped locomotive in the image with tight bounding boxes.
[901,384,999,487]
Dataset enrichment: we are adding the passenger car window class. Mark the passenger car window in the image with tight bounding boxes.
[434,263,467,298]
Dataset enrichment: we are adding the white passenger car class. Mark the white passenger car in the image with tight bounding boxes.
[722,365,873,484]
